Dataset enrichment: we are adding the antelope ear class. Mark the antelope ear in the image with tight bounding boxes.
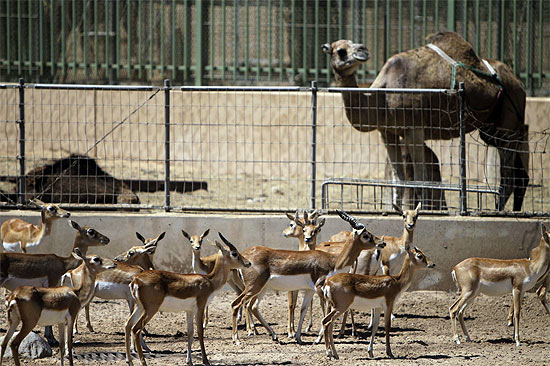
[72,247,84,260]
[317,217,326,228]
[541,223,550,243]
[415,202,422,211]
[69,220,81,231]
[181,230,191,241]
[322,43,332,54]
[212,239,228,254]
[136,232,146,243]
[286,212,295,221]
[201,229,210,240]
[392,203,403,215]
[156,232,166,242]
[144,246,157,255]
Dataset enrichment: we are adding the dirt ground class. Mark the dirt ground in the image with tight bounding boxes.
[2,289,549,366]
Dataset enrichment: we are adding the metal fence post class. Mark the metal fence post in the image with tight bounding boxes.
[17,78,26,206]
[164,79,171,211]
[310,81,318,210]
[459,82,468,215]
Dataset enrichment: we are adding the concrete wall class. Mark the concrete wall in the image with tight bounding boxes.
[2,210,545,291]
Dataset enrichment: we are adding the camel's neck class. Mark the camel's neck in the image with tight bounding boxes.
[333,70,382,133]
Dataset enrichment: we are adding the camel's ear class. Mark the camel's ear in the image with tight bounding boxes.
[322,43,332,54]
[392,203,403,215]
[136,232,146,243]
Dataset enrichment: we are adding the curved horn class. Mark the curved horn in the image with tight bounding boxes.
[218,232,237,251]
[308,209,320,223]
[303,210,310,225]
[336,210,365,230]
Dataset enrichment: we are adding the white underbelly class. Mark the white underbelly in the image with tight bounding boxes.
[94,281,131,300]
[159,296,198,313]
[479,279,513,296]
[3,276,49,291]
[2,242,22,252]
[37,309,70,326]
[350,296,385,312]
[266,274,314,291]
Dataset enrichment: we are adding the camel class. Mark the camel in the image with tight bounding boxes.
[322,31,529,211]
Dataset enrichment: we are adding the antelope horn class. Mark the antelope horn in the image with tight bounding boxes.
[218,232,237,251]
[336,210,365,230]
[308,209,320,223]
[303,210,310,225]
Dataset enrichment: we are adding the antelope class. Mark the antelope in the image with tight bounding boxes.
[0,248,116,366]
[61,231,165,334]
[450,222,550,346]
[322,246,435,360]
[337,202,422,337]
[1,199,70,253]
[282,210,325,337]
[231,210,386,345]
[0,220,110,345]
[125,235,251,366]
[182,228,245,329]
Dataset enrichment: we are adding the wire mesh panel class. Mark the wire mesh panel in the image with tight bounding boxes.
[0,83,548,215]
[0,85,19,204]
[170,87,312,211]
[15,85,164,208]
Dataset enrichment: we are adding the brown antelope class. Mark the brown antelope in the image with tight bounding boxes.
[282,210,325,337]
[336,202,422,337]
[0,248,116,366]
[231,210,386,345]
[450,222,550,346]
[61,232,165,335]
[321,246,435,360]
[0,220,110,345]
[182,228,246,329]
[125,235,251,366]
[1,199,70,253]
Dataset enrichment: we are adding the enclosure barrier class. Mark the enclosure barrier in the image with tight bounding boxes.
[0,80,548,216]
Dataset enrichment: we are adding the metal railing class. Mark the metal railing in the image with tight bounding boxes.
[0,80,548,216]
[0,1,548,95]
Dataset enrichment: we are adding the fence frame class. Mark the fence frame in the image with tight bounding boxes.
[4,80,547,217]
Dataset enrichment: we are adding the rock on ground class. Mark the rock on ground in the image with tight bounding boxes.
[0,331,52,359]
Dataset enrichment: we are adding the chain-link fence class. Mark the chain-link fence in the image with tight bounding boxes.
[1,1,549,95]
[0,82,548,216]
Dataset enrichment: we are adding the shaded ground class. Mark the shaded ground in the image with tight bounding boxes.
[2,290,549,365]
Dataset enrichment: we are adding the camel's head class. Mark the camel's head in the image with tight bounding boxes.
[322,40,370,78]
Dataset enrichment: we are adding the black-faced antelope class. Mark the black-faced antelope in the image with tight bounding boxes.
[125,235,251,366]
[61,232,165,335]
[0,248,116,366]
[321,246,435,360]
[0,220,110,346]
[230,210,386,345]
[450,222,550,346]
[282,210,325,337]
[1,199,70,253]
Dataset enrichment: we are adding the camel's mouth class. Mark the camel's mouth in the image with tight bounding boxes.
[352,50,370,62]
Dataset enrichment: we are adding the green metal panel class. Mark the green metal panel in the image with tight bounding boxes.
[447,0,455,31]
[196,0,203,85]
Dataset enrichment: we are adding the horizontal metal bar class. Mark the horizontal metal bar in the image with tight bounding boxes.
[31,83,159,91]
[177,86,307,92]
[325,87,459,94]
[321,178,500,194]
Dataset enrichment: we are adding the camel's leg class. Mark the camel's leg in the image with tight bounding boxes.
[403,130,446,210]
[380,131,407,209]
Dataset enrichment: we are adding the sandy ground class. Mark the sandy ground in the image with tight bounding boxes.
[2,289,549,366]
